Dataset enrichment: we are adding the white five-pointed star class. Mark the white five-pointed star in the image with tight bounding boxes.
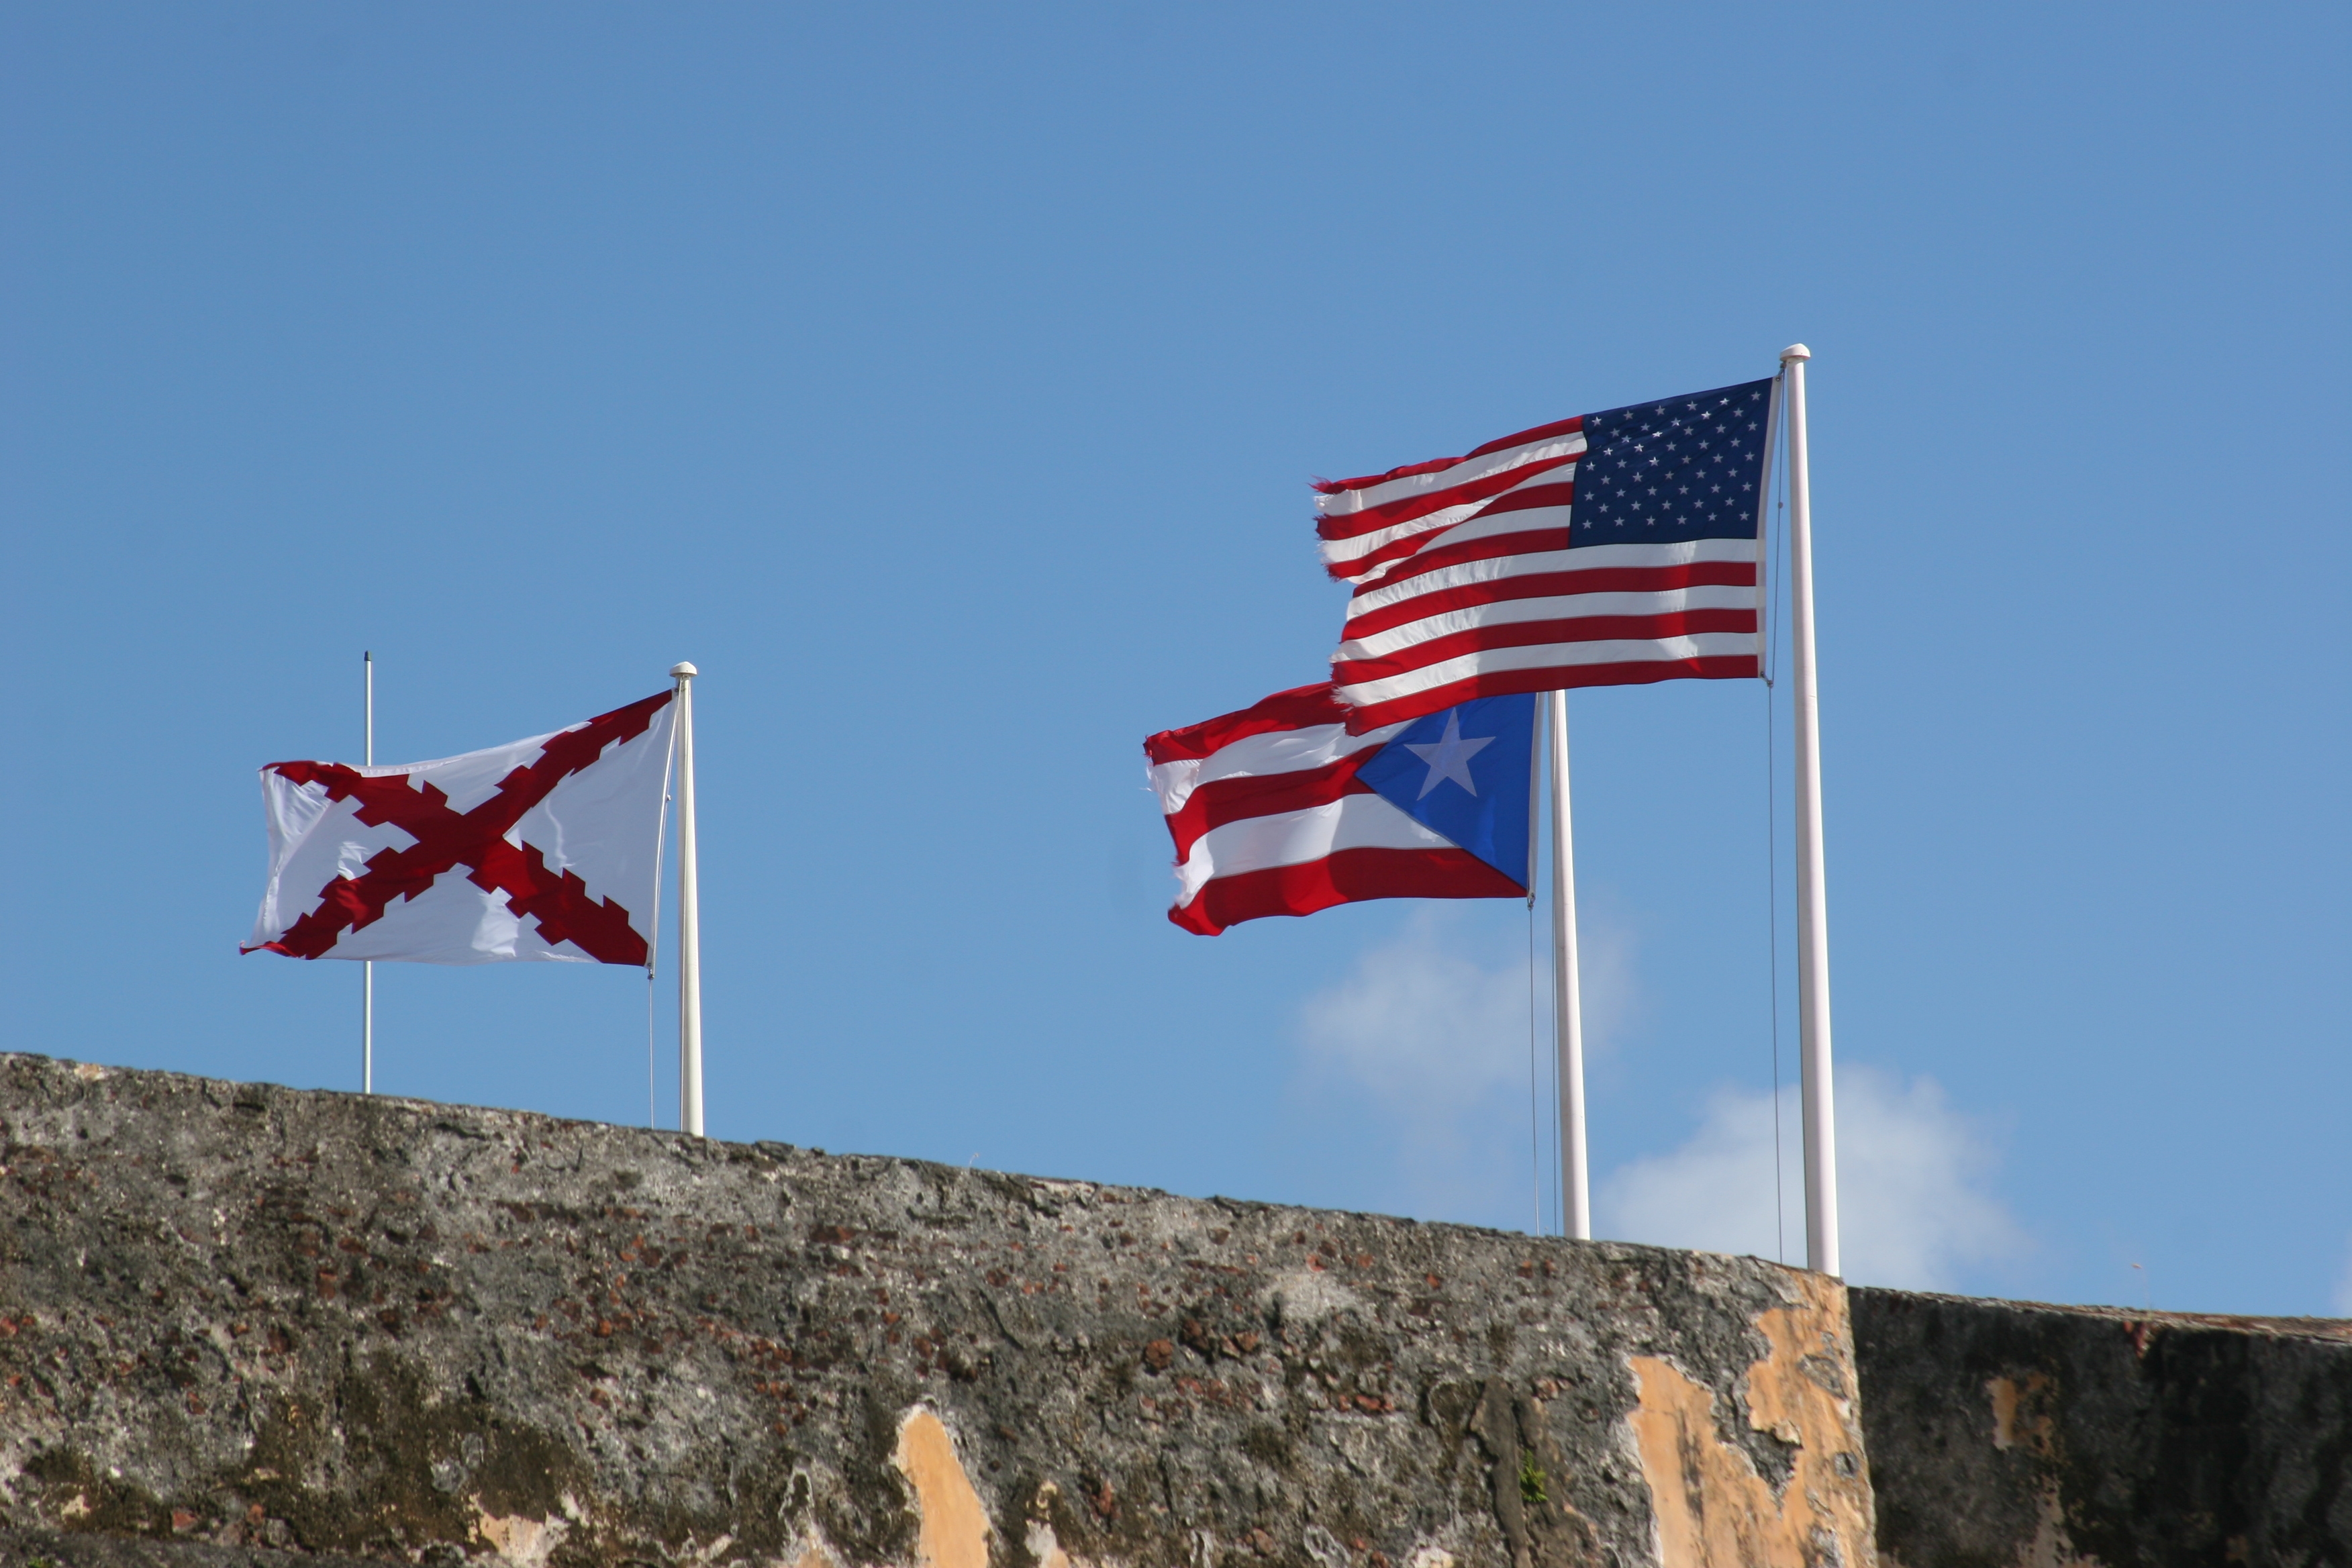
[1403,710,1495,799]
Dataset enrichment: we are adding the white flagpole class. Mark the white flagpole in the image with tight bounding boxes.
[362,651,374,1097]
[1547,689,1591,1240]
[671,662,704,1137]
[1780,344,1841,1275]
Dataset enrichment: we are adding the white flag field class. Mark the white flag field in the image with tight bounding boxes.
[244,690,676,967]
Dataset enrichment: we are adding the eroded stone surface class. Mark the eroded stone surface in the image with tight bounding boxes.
[1851,1287,2352,1567]
[1628,1272,1873,1567]
[0,1055,1874,1567]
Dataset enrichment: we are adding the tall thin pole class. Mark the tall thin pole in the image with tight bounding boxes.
[670,662,703,1137]
[1547,689,1590,1240]
[1781,344,1841,1276]
[362,652,374,1097]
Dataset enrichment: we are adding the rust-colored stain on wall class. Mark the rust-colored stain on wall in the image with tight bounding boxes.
[1628,1274,1876,1568]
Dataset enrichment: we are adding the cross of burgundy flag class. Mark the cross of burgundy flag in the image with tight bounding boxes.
[1145,683,1534,934]
[244,691,677,966]
[1318,378,1777,730]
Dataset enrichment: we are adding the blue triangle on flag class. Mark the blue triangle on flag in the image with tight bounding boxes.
[1353,692,1538,890]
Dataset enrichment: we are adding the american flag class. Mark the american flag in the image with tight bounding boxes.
[1318,377,1777,730]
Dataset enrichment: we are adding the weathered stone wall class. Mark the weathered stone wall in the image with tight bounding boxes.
[1851,1287,2352,1567]
[0,1056,1875,1568]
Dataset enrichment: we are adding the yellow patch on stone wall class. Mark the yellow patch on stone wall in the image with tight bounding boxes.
[1628,1271,1877,1568]
[1986,1375,2101,1567]
[1987,1373,2055,1455]
[894,1408,992,1568]
[474,1508,569,1568]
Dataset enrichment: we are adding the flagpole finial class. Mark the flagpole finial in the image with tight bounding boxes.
[1780,343,1812,362]
[670,662,698,680]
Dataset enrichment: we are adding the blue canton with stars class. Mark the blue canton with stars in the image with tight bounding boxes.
[1573,377,1775,546]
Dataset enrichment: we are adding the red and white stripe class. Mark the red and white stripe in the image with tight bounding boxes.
[1316,418,1759,731]
[1144,683,1522,936]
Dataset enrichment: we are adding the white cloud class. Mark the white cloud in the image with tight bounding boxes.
[1297,916,1532,1116]
[1596,1067,2024,1291]
[1296,910,1606,1226]
[1292,912,2019,1289]
[1297,907,1635,1090]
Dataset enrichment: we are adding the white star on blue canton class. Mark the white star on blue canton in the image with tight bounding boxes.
[1402,711,1494,799]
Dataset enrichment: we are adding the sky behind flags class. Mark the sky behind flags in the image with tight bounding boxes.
[1,2,2346,1316]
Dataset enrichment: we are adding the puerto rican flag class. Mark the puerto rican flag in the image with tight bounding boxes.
[1320,377,1777,730]
[244,691,676,966]
[1145,683,1534,935]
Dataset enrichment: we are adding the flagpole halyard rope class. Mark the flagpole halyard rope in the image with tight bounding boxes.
[1765,392,1790,1267]
[362,650,374,1098]
[1526,898,1542,1236]
[1765,678,1786,1266]
[646,706,678,1130]
[1526,697,1545,1236]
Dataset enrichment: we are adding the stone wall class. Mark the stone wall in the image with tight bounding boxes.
[1851,1287,2352,1567]
[0,1057,1875,1568]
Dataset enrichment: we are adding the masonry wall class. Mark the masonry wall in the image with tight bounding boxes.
[0,1057,1875,1568]
[1851,1287,2352,1568]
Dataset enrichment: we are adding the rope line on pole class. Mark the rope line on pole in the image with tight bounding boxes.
[1763,429,1790,1266]
[1526,898,1543,1236]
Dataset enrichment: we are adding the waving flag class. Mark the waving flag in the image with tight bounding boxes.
[1319,378,1777,730]
[245,691,676,966]
[1145,683,1534,935]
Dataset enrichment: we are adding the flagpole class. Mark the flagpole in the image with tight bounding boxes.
[1780,344,1841,1276]
[1547,689,1590,1240]
[671,662,703,1138]
[362,651,374,1097]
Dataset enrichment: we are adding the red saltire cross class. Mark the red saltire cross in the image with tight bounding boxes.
[247,691,671,965]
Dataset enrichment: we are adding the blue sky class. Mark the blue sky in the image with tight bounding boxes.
[3,2,2345,1314]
